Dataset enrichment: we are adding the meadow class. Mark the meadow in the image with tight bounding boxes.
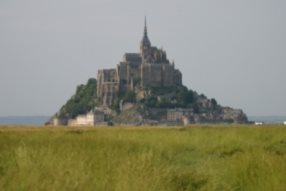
[0,125,286,191]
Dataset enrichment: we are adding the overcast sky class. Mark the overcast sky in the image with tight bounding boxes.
[0,0,286,117]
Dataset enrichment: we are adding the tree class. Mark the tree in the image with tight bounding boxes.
[211,98,217,106]
[185,90,195,104]
[58,78,98,118]
[121,90,136,102]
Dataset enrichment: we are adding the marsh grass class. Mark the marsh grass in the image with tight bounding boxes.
[0,125,286,190]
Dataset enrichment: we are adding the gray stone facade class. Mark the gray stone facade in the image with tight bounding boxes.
[97,18,182,106]
[97,69,119,106]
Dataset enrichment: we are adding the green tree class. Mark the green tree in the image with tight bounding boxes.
[58,78,98,118]
[123,90,136,102]
[211,98,217,106]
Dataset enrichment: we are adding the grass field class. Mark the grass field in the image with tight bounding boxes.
[0,125,286,191]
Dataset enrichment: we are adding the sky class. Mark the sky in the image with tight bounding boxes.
[0,0,286,117]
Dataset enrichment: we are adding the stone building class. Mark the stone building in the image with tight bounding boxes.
[97,18,182,106]
[167,108,194,124]
[97,69,119,106]
[68,110,105,126]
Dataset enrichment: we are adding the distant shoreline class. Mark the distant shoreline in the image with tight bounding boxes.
[248,116,286,124]
[0,116,50,125]
[0,116,285,125]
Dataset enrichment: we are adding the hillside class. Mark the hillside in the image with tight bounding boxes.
[47,78,248,125]
[48,78,98,121]
[113,85,248,124]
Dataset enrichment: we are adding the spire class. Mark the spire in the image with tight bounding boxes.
[144,16,148,37]
[141,16,151,49]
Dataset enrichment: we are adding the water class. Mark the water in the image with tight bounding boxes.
[248,116,286,124]
[0,116,285,125]
[0,116,50,125]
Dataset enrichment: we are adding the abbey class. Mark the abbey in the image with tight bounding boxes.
[97,18,182,106]
[47,18,249,126]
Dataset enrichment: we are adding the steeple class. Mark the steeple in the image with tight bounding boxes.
[144,16,148,38]
[141,16,151,49]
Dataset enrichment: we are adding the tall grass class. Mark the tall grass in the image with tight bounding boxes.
[0,125,286,190]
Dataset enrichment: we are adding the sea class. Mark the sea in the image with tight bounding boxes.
[0,116,285,125]
[248,116,286,124]
[0,116,50,125]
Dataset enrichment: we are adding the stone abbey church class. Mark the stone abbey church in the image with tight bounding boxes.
[97,19,183,106]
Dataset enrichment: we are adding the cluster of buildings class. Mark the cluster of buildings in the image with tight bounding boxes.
[52,109,106,126]
[166,108,193,125]
[68,110,106,126]
[52,18,180,126]
[97,18,182,106]
[49,18,250,127]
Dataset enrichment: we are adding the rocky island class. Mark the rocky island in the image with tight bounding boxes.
[47,18,248,126]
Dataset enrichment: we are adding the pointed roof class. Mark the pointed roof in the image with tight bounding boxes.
[141,16,151,48]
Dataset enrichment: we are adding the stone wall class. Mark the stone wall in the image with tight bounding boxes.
[141,62,182,87]
[97,69,119,106]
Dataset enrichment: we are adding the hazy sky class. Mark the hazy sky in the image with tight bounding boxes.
[1,0,286,116]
